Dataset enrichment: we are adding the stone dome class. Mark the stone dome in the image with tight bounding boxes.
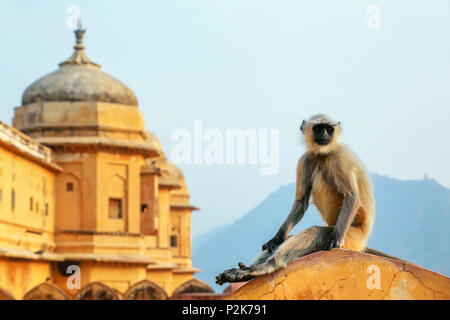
[145,131,163,155]
[22,65,138,106]
[22,27,137,107]
[167,161,190,197]
[166,161,185,182]
[147,157,188,191]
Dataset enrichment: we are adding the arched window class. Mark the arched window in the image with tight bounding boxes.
[74,282,119,300]
[124,280,168,300]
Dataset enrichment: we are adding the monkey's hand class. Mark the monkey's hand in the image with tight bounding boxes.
[262,232,284,254]
[215,267,256,285]
[324,232,343,251]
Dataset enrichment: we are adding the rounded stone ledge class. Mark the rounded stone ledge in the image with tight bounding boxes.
[226,249,450,300]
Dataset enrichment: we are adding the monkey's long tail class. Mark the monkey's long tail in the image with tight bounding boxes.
[363,247,415,265]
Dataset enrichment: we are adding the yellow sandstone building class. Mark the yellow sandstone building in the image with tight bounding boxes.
[0,27,210,300]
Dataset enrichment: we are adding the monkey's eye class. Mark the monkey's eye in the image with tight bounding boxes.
[327,127,334,135]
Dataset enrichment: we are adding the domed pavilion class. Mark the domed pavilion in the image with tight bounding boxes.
[0,24,205,299]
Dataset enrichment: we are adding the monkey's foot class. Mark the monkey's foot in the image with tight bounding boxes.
[215,267,256,285]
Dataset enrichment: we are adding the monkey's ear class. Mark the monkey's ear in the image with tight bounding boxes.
[300,120,306,134]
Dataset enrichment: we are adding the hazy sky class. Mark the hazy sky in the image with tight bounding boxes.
[1,1,449,235]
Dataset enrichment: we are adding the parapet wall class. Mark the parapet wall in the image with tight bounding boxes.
[227,249,450,300]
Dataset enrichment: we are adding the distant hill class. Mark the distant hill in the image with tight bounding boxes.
[192,224,230,252]
[193,174,450,292]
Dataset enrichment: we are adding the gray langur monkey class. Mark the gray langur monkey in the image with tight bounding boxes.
[216,114,402,285]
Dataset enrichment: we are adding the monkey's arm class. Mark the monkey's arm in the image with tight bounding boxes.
[324,173,360,250]
[262,158,312,253]
[262,199,310,253]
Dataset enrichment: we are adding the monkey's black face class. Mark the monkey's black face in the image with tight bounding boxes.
[312,124,335,146]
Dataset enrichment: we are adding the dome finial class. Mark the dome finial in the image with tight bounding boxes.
[59,19,100,69]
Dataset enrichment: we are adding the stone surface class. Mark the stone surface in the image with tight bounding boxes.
[227,249,450,300]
